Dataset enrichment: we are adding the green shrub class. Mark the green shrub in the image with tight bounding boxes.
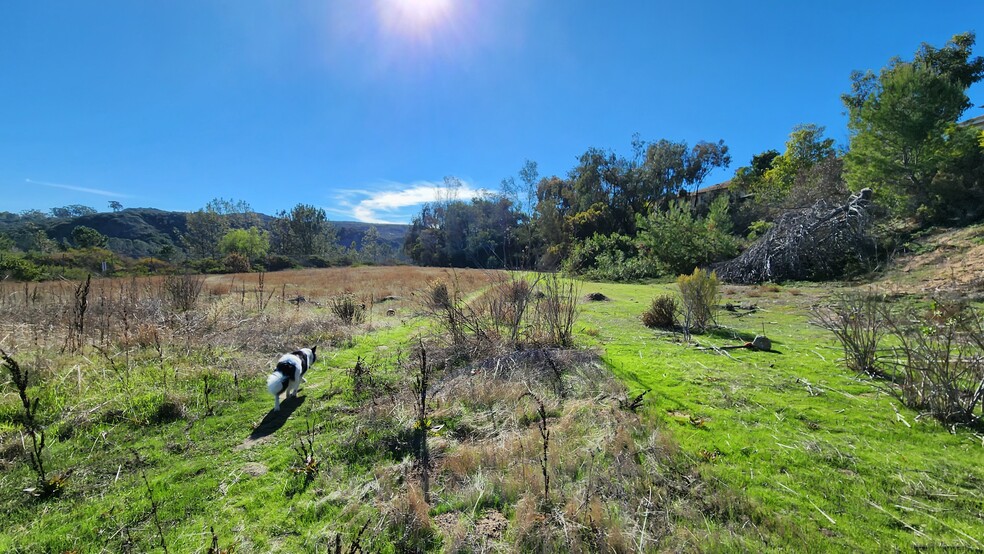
[263,254,296,271]
[636,200,741,276]
[223,252,251,273]
[306,255,331,268]
[677,268,720,334]
[189,257,224,274]
[0,253,45,281]
[565,233,656,281]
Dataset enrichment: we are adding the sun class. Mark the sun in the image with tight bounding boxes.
[376,0,455,40]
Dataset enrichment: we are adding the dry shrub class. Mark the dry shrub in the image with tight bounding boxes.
[812,291,886,376]
[642,294,677,329]
[562,497,634,554]
[441,444,482,482]
[163,272,205,313]
[385,484,435,551]
[425,273,580,358]
[510,495,554,550]
[883,302,984,424]
[328,294,365,325]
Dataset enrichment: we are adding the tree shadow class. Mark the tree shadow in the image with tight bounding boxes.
[249,395,306,441]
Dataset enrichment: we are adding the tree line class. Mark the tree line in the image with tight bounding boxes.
[1,198,398,279]
[403,32,984,279]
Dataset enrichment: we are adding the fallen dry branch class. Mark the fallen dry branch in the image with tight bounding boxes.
[716,189,875,284]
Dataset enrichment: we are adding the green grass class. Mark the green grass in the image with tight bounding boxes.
[1,275,982,552]
[577,279,984,551]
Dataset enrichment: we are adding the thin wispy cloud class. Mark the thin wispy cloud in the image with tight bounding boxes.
[26,179,133,199]
[336,180,488,224]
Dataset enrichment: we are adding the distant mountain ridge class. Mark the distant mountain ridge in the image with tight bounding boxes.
[2,208,408,259]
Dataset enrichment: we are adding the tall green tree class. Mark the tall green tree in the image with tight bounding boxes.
[183,198,260,260]
[358,225,392,264]
[271,203,338,260]
[71,225,108,249]
[183,201,229,260]
[218,227,270,261]
[737,124,836,205]
[404,194,523,268]
[842,32,984,221]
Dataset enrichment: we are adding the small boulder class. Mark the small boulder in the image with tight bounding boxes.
[751,335,772,352]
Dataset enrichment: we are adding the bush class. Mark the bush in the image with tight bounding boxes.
[329,295,365,324]
[677,268,720,334]
[188,257,224,274]
[263,254,296,272]
[883,301,984,425]
[811,291,887,376]
[637,200,741,276]
[306,255,331,268]
[164,272,206,312]
[223,252,250,273]
[129,257,173,275]
[565,233,656,281]
[0,253,45,281]
[642,295,677,329]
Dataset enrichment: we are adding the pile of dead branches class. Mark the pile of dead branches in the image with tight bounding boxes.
[716,189,875,284]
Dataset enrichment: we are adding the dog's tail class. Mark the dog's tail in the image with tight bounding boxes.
[267,371,288,396]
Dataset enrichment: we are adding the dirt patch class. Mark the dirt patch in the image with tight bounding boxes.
[433,510,508,549]
[475,510,508,540]
[584,292,610,302]
[886,225,984,293]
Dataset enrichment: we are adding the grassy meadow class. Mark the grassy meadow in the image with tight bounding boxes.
[1,267,982,552]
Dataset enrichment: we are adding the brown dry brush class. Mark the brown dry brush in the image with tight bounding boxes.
[64,274,91,353]
[164,272,205,313]
[642,295,677,330]
[518,388,551,506]
[329,294,366,325]
[291,419,321,488]
[419,350,773,552]
[811,290,889,377]
[882,302,984,425]
[425,272,580,359]
[817,291,984,425]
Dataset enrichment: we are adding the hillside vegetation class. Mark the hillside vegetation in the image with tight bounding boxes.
[1,266,981,552]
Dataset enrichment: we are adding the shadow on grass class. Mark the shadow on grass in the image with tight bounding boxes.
[249,395,306,441]
[705,326,760,343]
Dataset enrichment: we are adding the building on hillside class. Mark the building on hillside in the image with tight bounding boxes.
[960,114,984,129]
[679,180,754,214]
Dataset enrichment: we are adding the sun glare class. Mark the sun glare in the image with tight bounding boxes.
[376,0,455,41]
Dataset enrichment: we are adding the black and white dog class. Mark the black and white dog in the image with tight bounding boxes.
[266,346,317,412]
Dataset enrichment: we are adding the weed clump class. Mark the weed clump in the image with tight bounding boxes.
[329,294,366,325]
[1,349,65,498]
[642,294,678,329]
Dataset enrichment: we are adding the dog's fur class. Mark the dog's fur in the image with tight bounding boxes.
[266,346,317,412]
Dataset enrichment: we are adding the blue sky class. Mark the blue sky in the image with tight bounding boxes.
[2,1,982,224]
